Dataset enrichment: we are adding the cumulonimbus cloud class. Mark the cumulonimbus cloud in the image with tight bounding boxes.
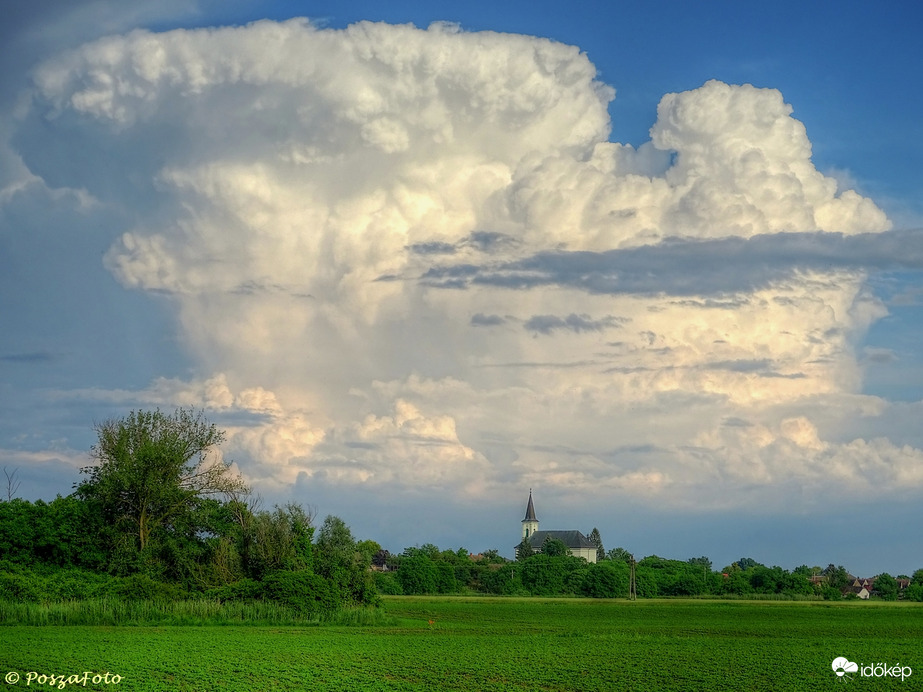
[16,18,923,508]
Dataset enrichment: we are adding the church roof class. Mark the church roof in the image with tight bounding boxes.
[527,530,595,550]
[523,491,537,522]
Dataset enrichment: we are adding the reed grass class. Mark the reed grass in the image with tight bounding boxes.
[0,598,392,627]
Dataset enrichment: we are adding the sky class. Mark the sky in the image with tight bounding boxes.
[2,0,923,576]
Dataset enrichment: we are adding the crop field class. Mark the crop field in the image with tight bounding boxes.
[2,597,921,691]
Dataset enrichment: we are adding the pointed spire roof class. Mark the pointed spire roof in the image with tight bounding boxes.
[523,490,537,522]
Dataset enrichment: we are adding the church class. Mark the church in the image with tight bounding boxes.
[518,491,598,563]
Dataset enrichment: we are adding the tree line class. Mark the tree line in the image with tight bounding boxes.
[375,538,923,600]
[0,409,377,617]
[3,408,922,610]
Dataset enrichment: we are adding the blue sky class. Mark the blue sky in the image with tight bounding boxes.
[2,0,922,576]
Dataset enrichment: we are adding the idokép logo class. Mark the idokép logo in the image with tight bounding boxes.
[832,657,912,682]
[832,657,858,681]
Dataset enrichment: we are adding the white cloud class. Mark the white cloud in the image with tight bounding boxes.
[16,19,923,512]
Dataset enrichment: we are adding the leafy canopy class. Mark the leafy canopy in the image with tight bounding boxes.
[78,408,247,551]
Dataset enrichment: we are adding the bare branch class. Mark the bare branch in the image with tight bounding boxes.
[3,466,21,501]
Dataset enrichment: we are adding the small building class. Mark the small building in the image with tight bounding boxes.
[518,491,598,563]
[843,585,871,600]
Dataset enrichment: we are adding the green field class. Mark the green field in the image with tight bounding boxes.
[2,597,920,691]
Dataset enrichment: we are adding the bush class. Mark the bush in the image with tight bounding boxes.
[204,578,264,602]
[372,571,403,595]
[114,573,188,602]
[435,563,458,594]
[45,569,116,600]
[582,562,628,598]
[261,570,341,616]
[397,555,438,595]
[0,569,41,602]
[479,564,525,595]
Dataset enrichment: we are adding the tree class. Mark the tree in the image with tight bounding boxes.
[688,556,712,571]
[314,515,377,605]
[588,528,605,562]
[607,547,633,563]
[822,564,851,591]
[516,537,535,561]
[398,553,438,595]
[873,573,899,601]
[904,573,923,602]
[245,503,314,579]
[581,561,629,598]
[541,537,569,557]
[78,408,247,554]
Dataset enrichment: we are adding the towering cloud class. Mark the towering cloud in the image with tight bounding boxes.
[17,18,920,509]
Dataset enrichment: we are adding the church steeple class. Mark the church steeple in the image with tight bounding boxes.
[521,490,539,540]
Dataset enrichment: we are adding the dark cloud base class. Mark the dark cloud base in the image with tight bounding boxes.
[422,229,923,297]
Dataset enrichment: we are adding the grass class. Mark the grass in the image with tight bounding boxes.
[1,597,920,690]
[0,598,393,627]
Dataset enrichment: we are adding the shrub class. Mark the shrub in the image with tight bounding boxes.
[582,562,629,598]
[261,570,341,616]
[397,555,438,595]
[372,571,402,595]
[0,569,41,602]
[114,573,188,602]
[204,578,264,602]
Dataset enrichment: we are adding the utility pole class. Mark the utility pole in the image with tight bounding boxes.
[629,554,637,601]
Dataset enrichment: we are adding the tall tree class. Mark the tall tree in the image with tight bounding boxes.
[77,408,247,554]
[588,528,605,562]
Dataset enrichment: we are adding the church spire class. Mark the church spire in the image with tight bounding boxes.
[521,490,539,540]
[523,489,537,522]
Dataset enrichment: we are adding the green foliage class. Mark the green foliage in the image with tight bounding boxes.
[540,537,570,557]
[203,578,264,602]
[515,537,534,561]
[398,554,438,595]
[261,569,341,615]
[479,564,526,595]
[873,573,899,601]
[0,563,121,602]
[588,527,605,562]
[114,574,188,602]
[607,547,633,563]
[76,408,247,579]
[580,561,628,598]
[520,554,585,595]
[435,562,458,593]
[314,515,378,606]
[245,504,315,579]
[822,564,851,590]
[0,568,41,602]
[0,496,107,570]
[821,585,843,601]
[371,571,402,595]
[0,411,379,620]
[687,555,712,570]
